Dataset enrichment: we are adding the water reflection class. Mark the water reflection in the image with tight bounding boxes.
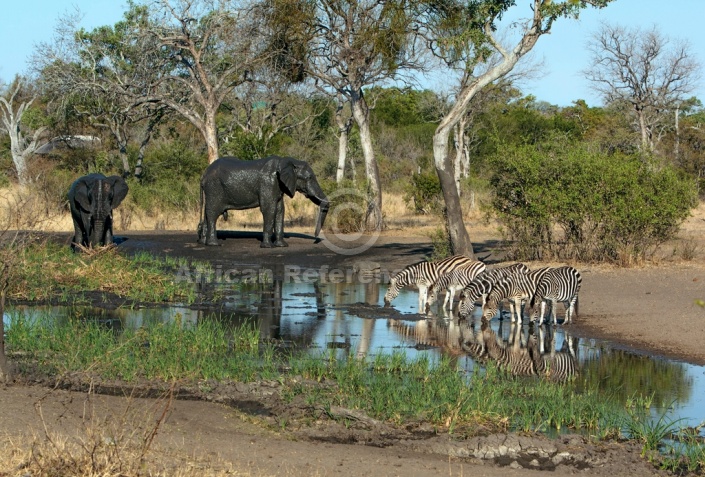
[4,280,703,432]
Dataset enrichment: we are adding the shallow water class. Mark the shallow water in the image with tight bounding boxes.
[5,279,705,435]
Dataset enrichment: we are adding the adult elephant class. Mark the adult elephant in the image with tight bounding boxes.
[68,173,129,250]
[198,155,330,247]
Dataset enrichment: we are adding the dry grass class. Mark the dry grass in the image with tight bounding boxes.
[0,386,246,477]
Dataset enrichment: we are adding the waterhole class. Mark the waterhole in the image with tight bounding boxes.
[5,279,704,436]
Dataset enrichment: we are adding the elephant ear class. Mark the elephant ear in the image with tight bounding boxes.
[73,179,92,212]
[277,159,297,198]
[106,175,129,208]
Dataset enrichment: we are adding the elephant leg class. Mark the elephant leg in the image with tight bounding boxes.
[105,223,114,246]
[272,199,288,247]
[260,202,276,248]
[202,206,221,246]
[71,218,84,251]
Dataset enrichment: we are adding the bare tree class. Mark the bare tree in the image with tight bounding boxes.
[0,78,47,185]
[584,23,701,154]
[415,0,612,257]
[266,0,421,230]
[141,0,265,163]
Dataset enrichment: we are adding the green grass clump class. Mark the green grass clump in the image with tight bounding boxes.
[8,242,199,304]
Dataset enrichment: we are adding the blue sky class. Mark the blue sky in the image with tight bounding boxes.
[1,0,704,107]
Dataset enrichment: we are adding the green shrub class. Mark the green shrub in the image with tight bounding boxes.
[489,139,698,263]
[319,179,368,233]
[138,140,207,184]
[404,171,443,214]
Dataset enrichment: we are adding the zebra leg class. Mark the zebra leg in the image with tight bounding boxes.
[443,288,451,310]
[565,296,577,323]
[447,287,456,310]
[538,300,547,326]
[419,285,428,311]
[551,299,558,325]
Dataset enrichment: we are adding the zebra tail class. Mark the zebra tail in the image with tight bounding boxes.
[575,294,580,318]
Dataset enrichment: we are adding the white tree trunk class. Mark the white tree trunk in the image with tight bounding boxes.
[350,92,383,230]
[335,100,353,183]
[0,86,46,186]
[204,113,220,163]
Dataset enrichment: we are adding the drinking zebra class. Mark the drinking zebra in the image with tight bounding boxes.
[480,273,538,323]
[425,261,487,311]
[529,266,582,325]
[457,263,529,319]
[384,254,475,311]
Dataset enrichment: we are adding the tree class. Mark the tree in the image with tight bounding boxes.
[266,0,420,230]
[416,0,612,257]
[584,23,701,154]
[141,0,265,163]
[0,78,47,185]
[33,6,169,177]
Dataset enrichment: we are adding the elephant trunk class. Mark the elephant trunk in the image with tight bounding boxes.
[315,201,329,238]
[304,179,329,239]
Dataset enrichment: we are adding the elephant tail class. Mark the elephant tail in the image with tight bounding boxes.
[197,179,205,241]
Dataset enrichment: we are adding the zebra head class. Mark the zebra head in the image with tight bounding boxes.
[457,294,476,318]
[481,296,500,322]
[426,284,439,307]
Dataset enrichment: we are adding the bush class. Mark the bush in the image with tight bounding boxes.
[489,139,698,263]
[319,179,368,233]
[404,171,443,215]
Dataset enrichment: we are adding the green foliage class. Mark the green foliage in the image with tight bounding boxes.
[429,226,452,261]
[138,140,206,184]
[404,171,443,214]
[488,138,698,263]
[6,315,628,438]
[319,179,368,233]
[371,87,439,126]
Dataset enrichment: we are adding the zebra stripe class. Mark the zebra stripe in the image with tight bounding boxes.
[481,272,539,323]
[384,255,475,311]
[426,261,486,310]
[528,326,578,382]
[480,322,535,377]
[530,266,582,325]
[457,263,529,318]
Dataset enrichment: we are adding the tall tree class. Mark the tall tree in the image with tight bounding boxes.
[266,0,420,230]
[584,23,701,154]
[33,6,169,177]
[0,78,47,185]
[142,0,265,163]
[416,0,612,257]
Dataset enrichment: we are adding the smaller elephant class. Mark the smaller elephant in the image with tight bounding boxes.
[68,173,129,250]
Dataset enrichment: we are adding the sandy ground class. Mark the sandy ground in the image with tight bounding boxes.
[2,203,705,476]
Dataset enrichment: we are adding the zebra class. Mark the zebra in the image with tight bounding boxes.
[527,325,579,382]
[456,263,530,319]
[384,255,475,311]
[529,266,582,325]
[480,271,541,324]
[425,260,487,311]
[480,321,535,377]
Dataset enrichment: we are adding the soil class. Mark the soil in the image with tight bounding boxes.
[3,219,705,476]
